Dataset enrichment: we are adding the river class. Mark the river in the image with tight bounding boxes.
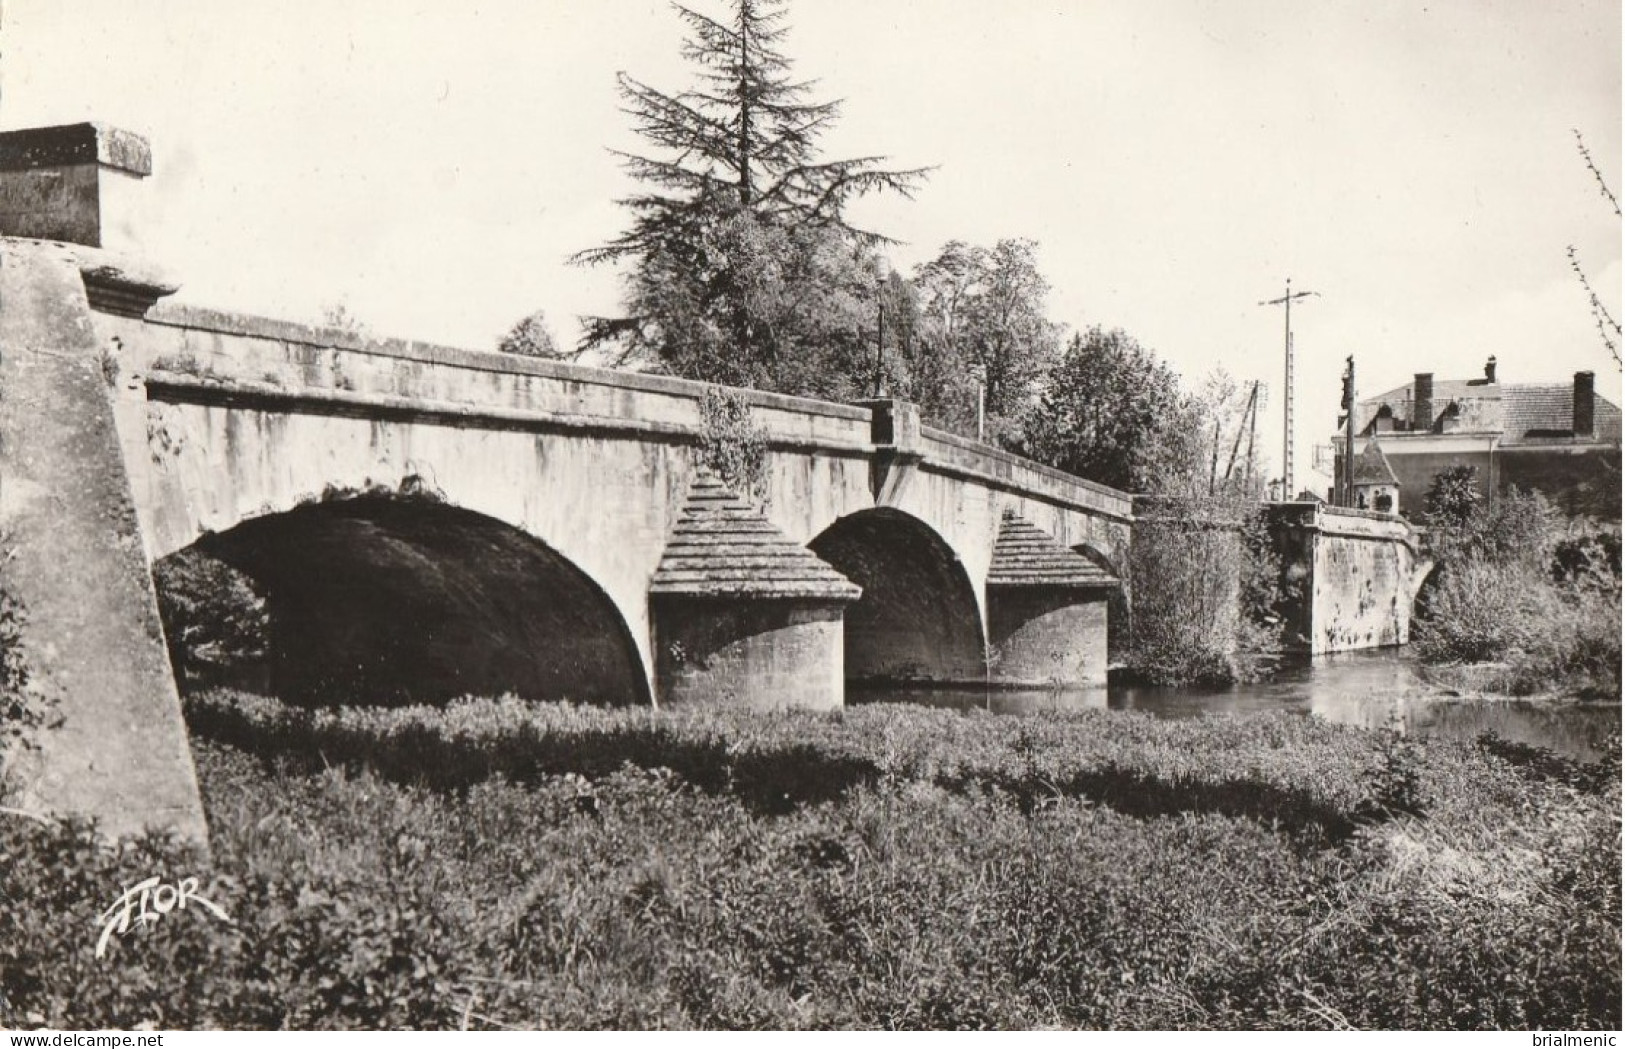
[855,649,1621,763]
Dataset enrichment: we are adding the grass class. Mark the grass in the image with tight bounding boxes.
[2,692,1619,1030]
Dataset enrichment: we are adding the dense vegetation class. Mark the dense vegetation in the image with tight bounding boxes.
[3,692,1616,1030]
[1415,477,1621,699]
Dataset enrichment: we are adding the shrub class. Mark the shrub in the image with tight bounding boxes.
[1415,487,1621,698]
[182,690,1418,835]
[698,386,769,505]
[1125,507,1246,686]
[1415,550,1621,698]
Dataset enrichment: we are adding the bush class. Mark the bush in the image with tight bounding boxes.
[1125,504,1267,686]
[1414,487,1622,698]
[698,387,769,505]
[183,689,1409,835]
[0,816,476,1030]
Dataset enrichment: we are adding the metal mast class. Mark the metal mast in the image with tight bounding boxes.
[1260,279,1318,499]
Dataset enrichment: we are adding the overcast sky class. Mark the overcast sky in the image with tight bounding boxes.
[4,0,1619,488]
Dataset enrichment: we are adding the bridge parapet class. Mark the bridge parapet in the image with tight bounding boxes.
[119,301,1135,536]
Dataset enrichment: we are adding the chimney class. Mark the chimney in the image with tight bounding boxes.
[1574,371,1595,438]
[1413,373,1434,433]
[1484,356,1497,383]
[0,122,152,253]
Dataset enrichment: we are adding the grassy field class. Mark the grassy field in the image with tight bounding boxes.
[3,690,1619,1030]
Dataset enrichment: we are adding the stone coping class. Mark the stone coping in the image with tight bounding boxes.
[1317,504,1408,524]
[0,122,152,176]
[133,300,1130,519]
[921,425,1134,509]
[144,302,872,424]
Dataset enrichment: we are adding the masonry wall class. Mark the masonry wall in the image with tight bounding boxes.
[652,599,846,710]
[0,241,207,840]
[1311,527,1412,653]
[987,589,1109,687]
[1268,505,1417,655]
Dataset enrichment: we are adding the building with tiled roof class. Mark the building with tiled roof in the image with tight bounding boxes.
[1332,358,1621,520]
[1348,440,1401,513]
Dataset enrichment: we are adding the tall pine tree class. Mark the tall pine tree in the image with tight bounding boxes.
[573,0,926,392]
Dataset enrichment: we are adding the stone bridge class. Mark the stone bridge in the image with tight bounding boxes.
[0,123,1130,840]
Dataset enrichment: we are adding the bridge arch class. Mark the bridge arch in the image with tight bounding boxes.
[808,507,987,686]
[170,493,649,707]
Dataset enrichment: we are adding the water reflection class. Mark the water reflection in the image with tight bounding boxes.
[853,650,1620,762]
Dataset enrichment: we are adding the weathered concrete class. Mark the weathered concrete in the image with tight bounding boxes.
[988,591,1110,687]
[1267,503,1422,654]
[653,600,848,711]
[985,511,1117,687]
[0,239,206,841]
[0,123,155,254]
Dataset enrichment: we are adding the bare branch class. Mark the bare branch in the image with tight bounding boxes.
[1573,128,1621,217]
[1568,244,1623,369]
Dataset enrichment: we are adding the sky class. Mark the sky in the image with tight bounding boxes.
[3,0,1620,490]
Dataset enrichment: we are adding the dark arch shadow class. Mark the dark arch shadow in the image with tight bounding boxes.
[163,494,648,707]
[1412,559,1443,620]
[809,508,986,686]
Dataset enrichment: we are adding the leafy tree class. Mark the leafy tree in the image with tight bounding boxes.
[1423,464,1482,528]
[906,239,1062,444]
[572,0,926,392]
[1021,326,1186,492]
[1123,369,1269,503]
[498,310,578,360]
[605,208,882,398]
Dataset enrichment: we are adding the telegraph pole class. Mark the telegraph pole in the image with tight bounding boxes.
[1341,355,1356,508]
[1222,380,1261,485]
[1259,279,1318,500]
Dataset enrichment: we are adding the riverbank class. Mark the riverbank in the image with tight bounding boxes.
[3,692,1617,1030]
[1415,660,1624,703]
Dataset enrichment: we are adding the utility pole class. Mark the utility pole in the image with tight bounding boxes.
[1223,381,1261,486]
[1341,355,1356,508]
[1208,416,1221,495]
[1245,383,1260,487]
[1259,279,1318,500]
[873,259,890,398]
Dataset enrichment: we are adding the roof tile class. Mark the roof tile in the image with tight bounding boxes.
[650,472,862,601]
[988,511,1118,589]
